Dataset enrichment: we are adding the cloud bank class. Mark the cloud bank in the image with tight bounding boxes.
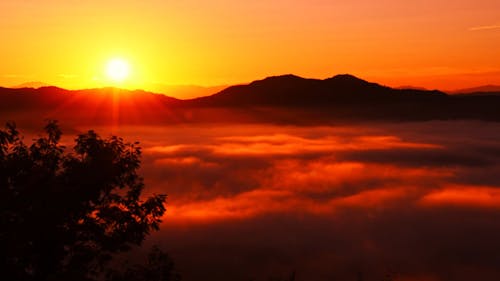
[87,121,500,281]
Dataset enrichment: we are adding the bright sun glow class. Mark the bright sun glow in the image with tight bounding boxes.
[106,59,130,82]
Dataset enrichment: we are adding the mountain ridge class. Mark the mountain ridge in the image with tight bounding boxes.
[450,84,500,94]
[186,74,446,107]
[1,74,500,125]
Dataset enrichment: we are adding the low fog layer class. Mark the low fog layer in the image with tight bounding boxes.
[50,121,500,281]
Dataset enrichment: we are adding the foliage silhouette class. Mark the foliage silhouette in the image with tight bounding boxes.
[0,121,167,281]
[108,245,181,281]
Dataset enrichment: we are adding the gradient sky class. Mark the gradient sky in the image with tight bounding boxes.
[1,0,499,92]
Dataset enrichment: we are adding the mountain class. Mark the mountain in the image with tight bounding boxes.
[179,74,500,122]
[1,74,500,125]
[0,86,179,110]
[397,85,429,91]
[0,86,182,126]
[451,85,500,94]
[186,74,445,107]
[150,84,228,99]
[12,81,51,89]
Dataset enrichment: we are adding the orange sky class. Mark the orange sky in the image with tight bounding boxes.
[1,0,499,94]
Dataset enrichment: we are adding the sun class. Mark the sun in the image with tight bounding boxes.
[105,58,130,82]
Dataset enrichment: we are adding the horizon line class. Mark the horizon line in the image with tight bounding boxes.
[2,73,500,97]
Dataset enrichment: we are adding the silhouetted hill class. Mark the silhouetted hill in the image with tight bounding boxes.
[0,86,181,126]
[186,74,446,107]
[1,74,500,125]
[451,85,500,94]
[0,86,179,111]
[12,81,51,89]
[150,84,228,99]
[455,92,500,97]
[397,85,429,91]
[180,74,499,122]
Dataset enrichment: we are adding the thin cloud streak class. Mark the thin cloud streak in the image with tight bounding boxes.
[469,24,500,31]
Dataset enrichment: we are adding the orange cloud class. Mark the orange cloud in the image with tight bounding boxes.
[166,189,293,222]
[332,187,414,209]
[147,144,195,154]
[215,135,440,156]
[45,122,500,281]
[147,133,440,157]
[155,156,202,165]
[420,185,500,208]
[165,183,420,223]
[163,160,452,222]
[264,159,453,195]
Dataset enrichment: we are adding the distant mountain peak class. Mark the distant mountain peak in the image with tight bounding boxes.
[256,73,368,84]
[265,74,303,80]
[39,86,65,91]
[250,74,308,85]
[326,74,371,84]
[35,86,68,95]
[3,74,500,123]
[329,74,361,80]
[451,85,500,94]
[397,85,429,91]
[13,81,51,89]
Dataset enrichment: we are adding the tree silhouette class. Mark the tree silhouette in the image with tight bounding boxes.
[0,121,167,281]
[108,245,181,281]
